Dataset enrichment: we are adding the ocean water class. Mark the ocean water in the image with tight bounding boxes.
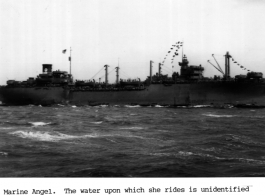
[0,105,265,177]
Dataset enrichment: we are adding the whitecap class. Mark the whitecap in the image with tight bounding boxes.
[192,105,212,108]
[120,127,144,130]
[28,122,51,126]
[150,153,171,157]
[124,105,141,108]
[0,127,14,130]
[90,121,103,124]
[178,151,194,156]
[0,152,8,156]
[10,130,96,142]
[202,114,236,118]
[99,105,108,108]
[154,105,167,108]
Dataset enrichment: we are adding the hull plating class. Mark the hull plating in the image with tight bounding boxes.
[0,87,67,105]
[1,82,264,105]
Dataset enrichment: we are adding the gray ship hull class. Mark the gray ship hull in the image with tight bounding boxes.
[70,82,265,105]
[1,82,265,106]
[0,87,68,105]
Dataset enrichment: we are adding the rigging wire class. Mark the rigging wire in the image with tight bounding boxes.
[162,65,174,73]
[90,66,104,80]
[161,67,172,75]
[98,67,116,79]
[120,69,131,79]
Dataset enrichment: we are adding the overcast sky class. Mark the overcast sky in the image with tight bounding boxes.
[1,0,265,84]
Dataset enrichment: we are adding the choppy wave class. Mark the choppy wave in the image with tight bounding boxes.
[96,133,147,140]
[224,134,263,146]
[248,115,265,118]
[2,105,265,177]
[150,151,265,165]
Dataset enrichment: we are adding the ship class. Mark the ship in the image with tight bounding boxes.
[0,51,265,107]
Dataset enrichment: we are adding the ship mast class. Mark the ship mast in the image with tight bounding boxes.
[150,61,153,84]
[104,65,109,85]
[115,58,120,84]
[225,52,231,78]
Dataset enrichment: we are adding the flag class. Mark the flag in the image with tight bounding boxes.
[62,49,67,54]
[69,57,71,61]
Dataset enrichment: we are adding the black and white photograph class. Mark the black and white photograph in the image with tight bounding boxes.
[0,0,265,188]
